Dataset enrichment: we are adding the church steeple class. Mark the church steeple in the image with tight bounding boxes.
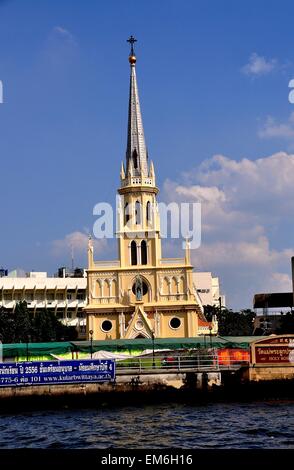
[125,36,148,177]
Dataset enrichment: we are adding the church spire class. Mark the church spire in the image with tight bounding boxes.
[125,36,148,177]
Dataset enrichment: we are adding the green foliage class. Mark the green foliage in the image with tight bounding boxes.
[204,305,256,336]
[14,301,32,342]
[0,307,16,343]
[0,302,78,343]
[277,312,294,334]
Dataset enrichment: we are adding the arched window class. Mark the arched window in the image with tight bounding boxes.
[124,202,130,225]
[132,149,138,169]
[135,200,141,225]
[131,241,137,265]
[146,201,151,223]
[141,240,147,265]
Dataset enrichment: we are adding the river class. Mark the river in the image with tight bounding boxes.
[0,401,293,448]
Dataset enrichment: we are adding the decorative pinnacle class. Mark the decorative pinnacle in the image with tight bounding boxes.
[127,35,137,64]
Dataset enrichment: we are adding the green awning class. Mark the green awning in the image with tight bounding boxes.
[71,336,264,353]
[2,342,73,358]
[0,336,266,360]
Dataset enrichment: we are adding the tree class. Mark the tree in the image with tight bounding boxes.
[14,301,32,342]
[204,305,255,336]
[31,310,78,342]
[0,303,78,343]
[0,307,16,343]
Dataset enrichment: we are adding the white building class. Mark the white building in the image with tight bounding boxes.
[193,272,226,309]
[0,271,87,338]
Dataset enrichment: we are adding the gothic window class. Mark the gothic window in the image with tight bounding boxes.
[135,200,141,225]
[124,202,130,225]
[162,277,170,295]
[131,240,137,265]
[132,149,138,169]
[179,276,184,293]
[141,240,147,265]
[104,279,111,297]
[171,277,177,294]
[146,201,151,223]
[112,279,117,298]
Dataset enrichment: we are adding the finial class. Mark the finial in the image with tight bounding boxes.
[127,35,137,64]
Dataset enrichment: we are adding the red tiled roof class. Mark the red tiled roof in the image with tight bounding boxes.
[198,319,212,327]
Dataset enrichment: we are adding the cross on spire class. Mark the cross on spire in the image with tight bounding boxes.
[127,35,137,56]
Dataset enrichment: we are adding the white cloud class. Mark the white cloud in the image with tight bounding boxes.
[242,52,277,76]
[51,231,107,258]
[162,152,294,309]
[258,113,294,139]
[51,26,77,46]
[43,26,78,68]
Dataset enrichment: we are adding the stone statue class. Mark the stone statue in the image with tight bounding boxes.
[135,275,143,301]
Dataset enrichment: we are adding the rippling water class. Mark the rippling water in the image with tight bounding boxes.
[0,401,293,448]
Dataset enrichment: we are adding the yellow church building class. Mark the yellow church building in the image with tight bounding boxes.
[85,37,213,341]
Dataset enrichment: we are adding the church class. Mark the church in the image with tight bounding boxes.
[85,37,215,340]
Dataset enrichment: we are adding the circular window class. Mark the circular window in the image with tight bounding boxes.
[169,317,181,329]
[101,320,113,332]
[132,281,148,296]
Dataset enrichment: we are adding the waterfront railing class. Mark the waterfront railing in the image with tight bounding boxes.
[115,353,248,374]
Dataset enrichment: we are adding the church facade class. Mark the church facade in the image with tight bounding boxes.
[85,38,208,341]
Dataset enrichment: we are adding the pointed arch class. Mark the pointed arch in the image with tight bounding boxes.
[141,240,147,265]
[171,276,178,294]
[104,279,111,297]
[111,279,117,298]
[179,276,184,293]
[131,240,137,265]
[135,200,141,225]
[124,202,130,225]
[146,201,151,224]
[132,149,138,169]
[162,277,170,295]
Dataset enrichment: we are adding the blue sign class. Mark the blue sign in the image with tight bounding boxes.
[0,359,115,387]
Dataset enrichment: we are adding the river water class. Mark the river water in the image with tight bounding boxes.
[0,401,293,448]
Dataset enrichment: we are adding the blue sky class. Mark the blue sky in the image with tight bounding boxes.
[1,0,294,308]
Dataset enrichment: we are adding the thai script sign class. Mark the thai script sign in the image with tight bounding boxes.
[251,335,294,365]
[255,345,294,364]
[0,359,115,387]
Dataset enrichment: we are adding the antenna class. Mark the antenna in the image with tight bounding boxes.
[71,244,74,271]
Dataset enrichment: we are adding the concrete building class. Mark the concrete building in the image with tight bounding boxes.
[85,38,216,341]
[0,270,87,338]
[192,272,226,309]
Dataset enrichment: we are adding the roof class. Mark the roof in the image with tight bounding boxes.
[0,277,87,290]
[198,319,212,327]
[253,292,293,308]
[126,53,148,177]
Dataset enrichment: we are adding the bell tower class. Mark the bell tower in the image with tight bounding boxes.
[85,37,205,341]
[117,36,162,269]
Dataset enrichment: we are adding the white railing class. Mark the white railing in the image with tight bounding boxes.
[122,177,154,187]
[115,353,249,374]
[95,297,117,304]
[160,258,185,265]
[160,294,186,301]
[93,260,120,267]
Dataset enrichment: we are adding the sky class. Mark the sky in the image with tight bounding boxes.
[0,0,294,309]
